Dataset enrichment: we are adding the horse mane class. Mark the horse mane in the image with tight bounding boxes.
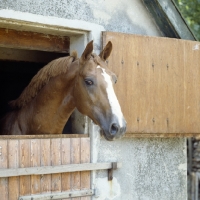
[9,51,78,109]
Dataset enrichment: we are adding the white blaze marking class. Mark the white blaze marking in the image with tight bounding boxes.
[97,65,124,127]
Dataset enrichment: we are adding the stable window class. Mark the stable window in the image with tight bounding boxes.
[0,27,72,133]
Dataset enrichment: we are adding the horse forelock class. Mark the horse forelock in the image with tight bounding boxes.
[9,52,78,109]
[91,53,104,66]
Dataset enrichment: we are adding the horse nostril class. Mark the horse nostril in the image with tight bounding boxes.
[110,123,119,135]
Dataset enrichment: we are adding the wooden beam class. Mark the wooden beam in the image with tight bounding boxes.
[0,47,68,63]
[0,28,70,52]
[0,162,122,178]
[141,0,180,38]
[18,189,94,200]
[0,134,89,140]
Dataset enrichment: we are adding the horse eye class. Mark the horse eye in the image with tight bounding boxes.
[85,79,93,86]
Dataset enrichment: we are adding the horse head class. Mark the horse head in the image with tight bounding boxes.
[73,41,126,141]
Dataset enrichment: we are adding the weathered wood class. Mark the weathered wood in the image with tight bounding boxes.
[40,139,51,194]
[80,138,91,200]
[8,140,19,200]
[61,138,71,200]
[0,162,122,178]
[18,189,94,200]
[0,134,89,140]
[0,47,68,63]
[71,138,81,200]
[0,27,70,53]
[0,137,94,198]
[103,31,200,136]
[51,138,61,193]
[19,139,31,196]
[31,139,41,195]
[0,140,8,200]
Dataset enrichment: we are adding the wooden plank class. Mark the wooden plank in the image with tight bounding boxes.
[0,140,8,200]
[8,140,19,200]
[18,189,94,200]
[141,0,180,38]
[0,47,68,63]
[51,138,61,193]
[61,138,71,200]
[71,138,81,200]
[30,139,41,195]
[103,32,200,136]
[184,41,200,133]
[0,28,70,53]
[0,134,89,140]
[40,139,51,194]
[0,162,122,177]
[19,139,31,196]
[80,138,90,200]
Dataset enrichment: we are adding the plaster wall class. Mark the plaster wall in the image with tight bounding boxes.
[94,136,186,200]
[0,0,161,38]
[0,0,187,199]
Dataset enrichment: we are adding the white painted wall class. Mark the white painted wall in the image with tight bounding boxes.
[0,0,187,199]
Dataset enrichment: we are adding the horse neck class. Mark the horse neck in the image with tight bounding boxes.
[25,60,80,134]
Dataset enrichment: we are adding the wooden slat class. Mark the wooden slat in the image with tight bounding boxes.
[103,31,200,136]
[40,139,51,194]
[80,138,90,200]
[8,140,19,200]
[0,134,89,140]
[0,28,70,53]
[71,138,81,200]
[184,41,200,133]
[19,139,31,196]
[0,137,93,199]
[0,140,8,200]
[51,138,61,193]
[18,189,94,200]
[31,139,41,195]
[0,162,122,177]
[61,138,71,200]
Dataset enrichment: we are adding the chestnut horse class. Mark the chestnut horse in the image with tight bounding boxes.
[0,41,126,140]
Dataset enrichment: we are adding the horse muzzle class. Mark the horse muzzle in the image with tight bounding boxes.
[101,118,127,141]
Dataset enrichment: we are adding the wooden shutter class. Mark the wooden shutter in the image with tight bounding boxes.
[103,32,200,137]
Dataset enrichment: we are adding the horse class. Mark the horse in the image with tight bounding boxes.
[0,40,126,141]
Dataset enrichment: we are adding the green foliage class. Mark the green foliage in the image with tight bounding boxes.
[173,0,200,40]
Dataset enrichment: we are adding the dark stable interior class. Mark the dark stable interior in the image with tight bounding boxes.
[0,54,72,134]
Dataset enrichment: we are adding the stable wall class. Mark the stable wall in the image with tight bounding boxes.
[0,1,187,200]
[0,0,160,37]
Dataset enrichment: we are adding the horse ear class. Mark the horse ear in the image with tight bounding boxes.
[81,40,93,61]
[99,41,112,61]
